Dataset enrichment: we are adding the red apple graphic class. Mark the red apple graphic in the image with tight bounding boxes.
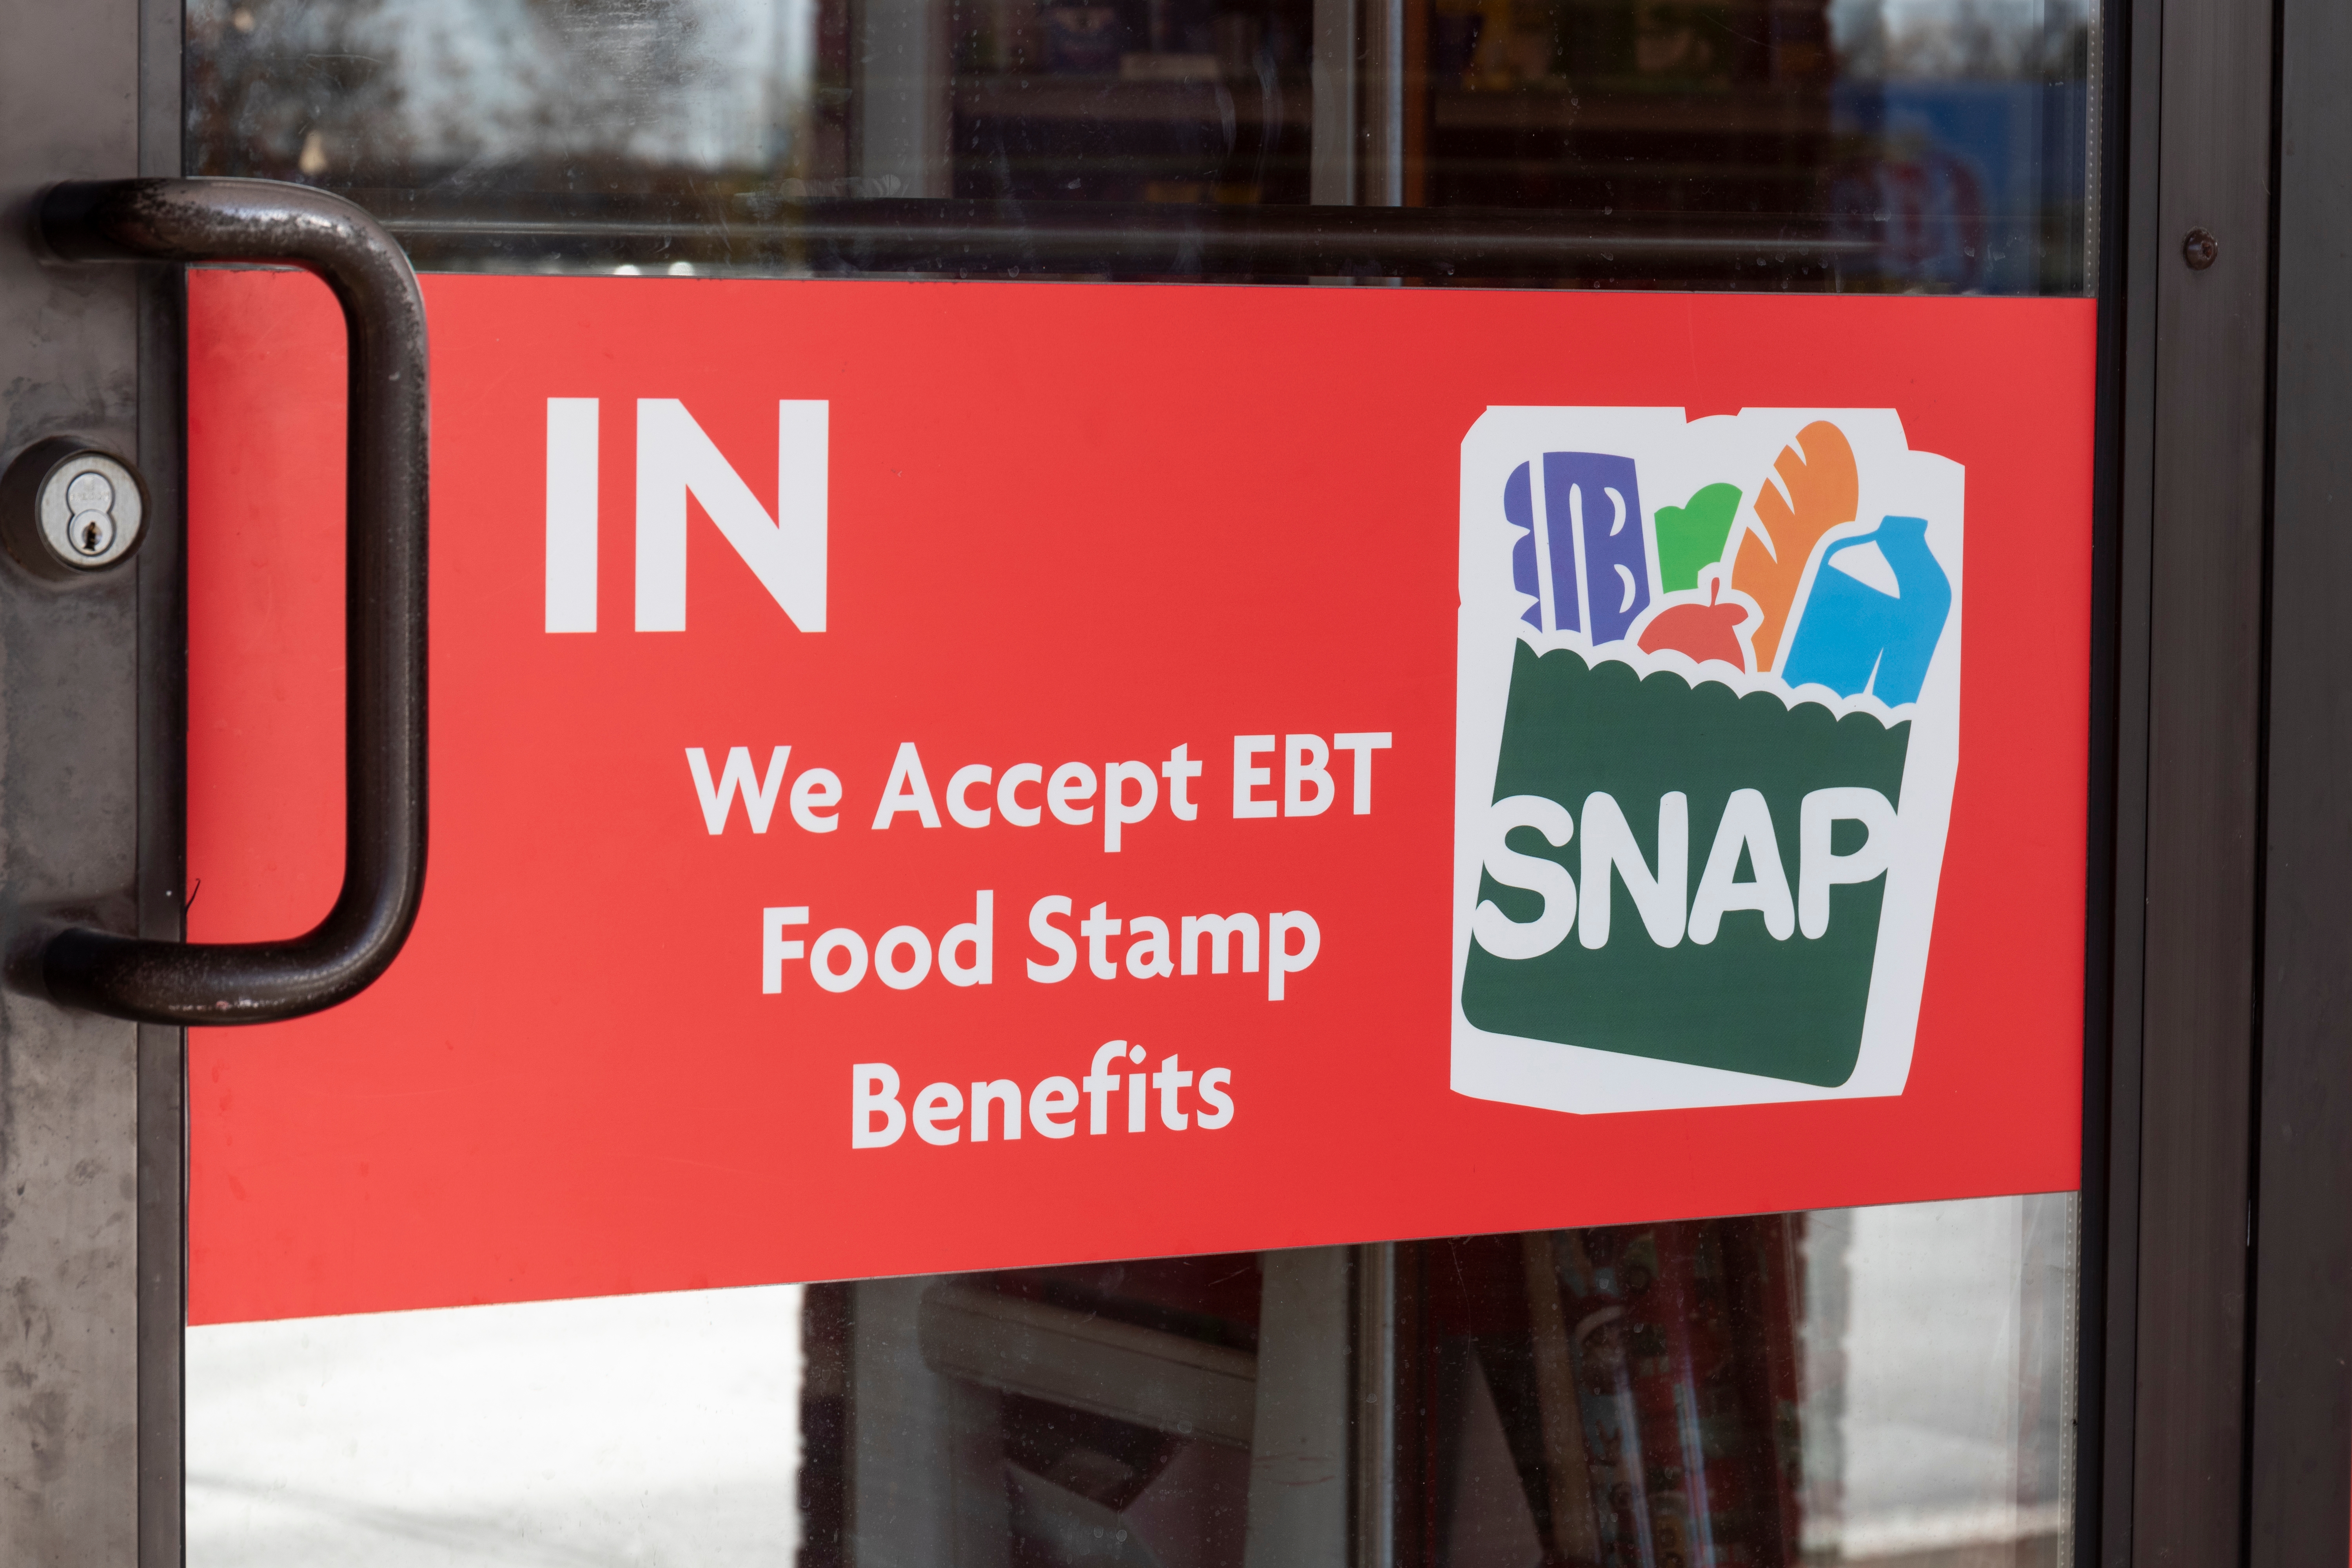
[1639,574,1753,671]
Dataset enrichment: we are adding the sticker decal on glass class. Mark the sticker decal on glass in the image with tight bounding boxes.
[1454,409,1964,1113]
[183,275,2094,1317]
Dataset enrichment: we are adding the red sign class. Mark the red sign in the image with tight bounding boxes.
[185,270,2094,1324]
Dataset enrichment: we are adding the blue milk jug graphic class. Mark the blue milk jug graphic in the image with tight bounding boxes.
[1504,452,1651,644]
[1781,515,1951,706]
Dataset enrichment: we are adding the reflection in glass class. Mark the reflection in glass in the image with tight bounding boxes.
[185,0,2095,288]
[189,1193,2073,1566]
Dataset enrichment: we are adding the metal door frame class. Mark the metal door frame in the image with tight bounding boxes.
[2245,0,2352,1556]
[2,0,2334,1560]
[2088,0,2284,1554]
[136,11,190,1567]
[0,0,187,1560]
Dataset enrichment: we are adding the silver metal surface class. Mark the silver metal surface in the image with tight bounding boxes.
[37,449,142,569]
[0,437,148,579]
[0,0,145,1558]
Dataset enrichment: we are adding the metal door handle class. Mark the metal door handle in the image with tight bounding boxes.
[35,178,428,1024]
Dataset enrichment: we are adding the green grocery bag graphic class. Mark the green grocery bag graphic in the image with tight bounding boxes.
[1452,409,1965,1114]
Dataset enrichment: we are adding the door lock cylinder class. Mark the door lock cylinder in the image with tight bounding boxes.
[1,437,147,577]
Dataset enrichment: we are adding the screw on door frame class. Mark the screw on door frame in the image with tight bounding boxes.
[2183,227,2220,270]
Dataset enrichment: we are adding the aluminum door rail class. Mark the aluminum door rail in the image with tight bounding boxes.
[34,177,428,1025]
[360,194,1880,279]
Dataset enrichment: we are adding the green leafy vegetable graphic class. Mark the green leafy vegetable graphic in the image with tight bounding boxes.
[1654,482,1743,593]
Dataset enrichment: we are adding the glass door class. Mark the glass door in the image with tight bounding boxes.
[167,4,2106,1565]
[37,0,2345,1561]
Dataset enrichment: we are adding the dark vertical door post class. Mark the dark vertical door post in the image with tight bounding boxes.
[0,0,180,1562]
[2248,0,2352,1553]
[2103,0,2278,1559]
[134,7,189,1566]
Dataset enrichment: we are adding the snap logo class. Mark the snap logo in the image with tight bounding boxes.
[1452,408,1964,1114]
[541,397,829,633]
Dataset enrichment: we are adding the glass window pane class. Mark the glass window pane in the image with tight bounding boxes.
[181,7,2094,1562]
[189,1194,2074,1566]
[183,0,2098,289]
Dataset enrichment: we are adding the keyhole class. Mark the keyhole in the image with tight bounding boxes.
[66,507,117,557]
[58,469,120,558]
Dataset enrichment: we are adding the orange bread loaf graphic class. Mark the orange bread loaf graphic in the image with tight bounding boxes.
[1731,419,1859,671]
